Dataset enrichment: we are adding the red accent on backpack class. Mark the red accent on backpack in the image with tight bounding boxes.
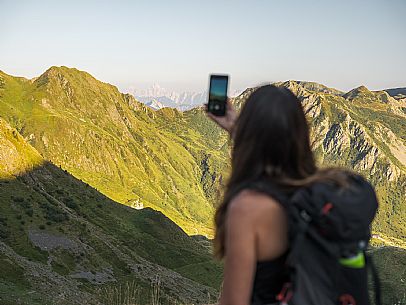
[276,282,293,304]
[321,202,334,215]
[339,293,356,305]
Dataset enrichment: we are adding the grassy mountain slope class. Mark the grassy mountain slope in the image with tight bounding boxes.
[0,118,222,305]
[0,117,43,177]
[0,67,227,237]
[369,246,406,304]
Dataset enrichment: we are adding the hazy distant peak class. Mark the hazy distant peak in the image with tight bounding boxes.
[127,83,208,111]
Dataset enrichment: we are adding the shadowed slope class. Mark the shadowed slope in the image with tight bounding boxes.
[0,118,222,305]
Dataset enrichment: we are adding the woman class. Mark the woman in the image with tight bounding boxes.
[204,85,356,305]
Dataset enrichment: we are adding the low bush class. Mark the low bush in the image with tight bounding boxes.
[65,197,79,211]
[12,196,25,203]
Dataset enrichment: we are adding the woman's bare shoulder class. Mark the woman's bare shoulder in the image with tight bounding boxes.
[228,188,285,217]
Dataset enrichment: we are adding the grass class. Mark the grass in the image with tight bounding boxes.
[99,281,142,305]
[369,246,406,305]
[0,254,45,305]
[97,277,206,305]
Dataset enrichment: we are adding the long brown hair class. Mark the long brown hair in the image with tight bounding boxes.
[213,85,352,259]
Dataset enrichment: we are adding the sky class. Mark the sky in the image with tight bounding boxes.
[0,0,405,93]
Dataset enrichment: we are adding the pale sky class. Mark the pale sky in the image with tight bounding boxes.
[0,0,405,93]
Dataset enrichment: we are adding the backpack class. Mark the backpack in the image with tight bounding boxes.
[235,173,381,305]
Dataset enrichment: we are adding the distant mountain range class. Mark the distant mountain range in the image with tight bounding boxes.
[0,66,405,304]
[126,83,243,110]
[126,82,406,112]
[125,83,206,110]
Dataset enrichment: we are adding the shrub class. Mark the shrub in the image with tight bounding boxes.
[65,197,79,211]
[40,201,69,223]
[25,209,34,217]
[12,196,25,203]
[46,207,69,222]
[0,222,10,239]
[0,230,9,238]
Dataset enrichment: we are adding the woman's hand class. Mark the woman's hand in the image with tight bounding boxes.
[204,99,238,138]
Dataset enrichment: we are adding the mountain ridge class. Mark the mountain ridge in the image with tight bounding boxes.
[0,66,405,241]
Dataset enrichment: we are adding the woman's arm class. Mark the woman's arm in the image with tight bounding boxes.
[219,190,288,305]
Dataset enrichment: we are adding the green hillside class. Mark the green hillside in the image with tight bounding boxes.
[0,67,227,237]
[0,116,43,177]
[369,246,406,304]
[0,117,222,304]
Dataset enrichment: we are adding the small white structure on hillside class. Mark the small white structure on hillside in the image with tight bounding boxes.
[131,198,144,210]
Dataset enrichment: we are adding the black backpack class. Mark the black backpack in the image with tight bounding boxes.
[236,173,381,305]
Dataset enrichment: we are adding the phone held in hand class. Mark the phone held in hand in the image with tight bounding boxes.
[208,74,228,116]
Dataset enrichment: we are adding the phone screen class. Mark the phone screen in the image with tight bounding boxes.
[208,75,228,116]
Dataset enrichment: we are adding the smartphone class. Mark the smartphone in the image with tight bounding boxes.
[208,74,228,116]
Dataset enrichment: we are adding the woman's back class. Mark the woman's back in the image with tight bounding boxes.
[226,188,290,305]
[235,190,288,261]
[250,186,292,305]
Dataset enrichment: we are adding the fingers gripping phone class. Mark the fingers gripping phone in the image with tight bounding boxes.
[208,74,228,116]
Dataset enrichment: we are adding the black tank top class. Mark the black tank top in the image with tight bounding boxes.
[250,250,289,305]
[242,178,293,305]
[229,177,293,305]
